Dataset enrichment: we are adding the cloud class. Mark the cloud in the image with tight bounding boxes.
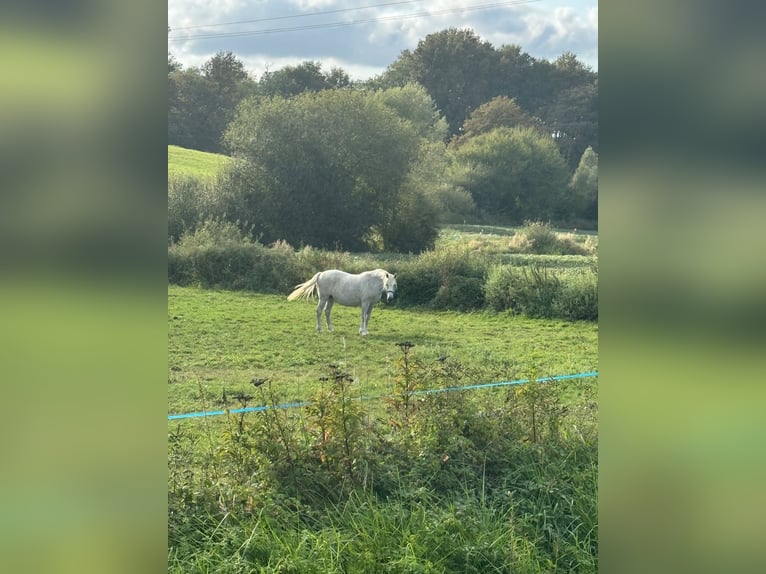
[522,5,598,61]
[168,0,598,79]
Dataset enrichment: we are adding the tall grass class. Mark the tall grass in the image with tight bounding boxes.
[484,264,598,321]
[168,225,597,321]
[169,349,598,573]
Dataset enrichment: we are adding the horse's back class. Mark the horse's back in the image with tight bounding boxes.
[317,269,379,306]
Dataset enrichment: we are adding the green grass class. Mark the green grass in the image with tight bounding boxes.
[168,286,597,417]
[168,145,232,180]
[168,233,598,573]
[438,225,597,258]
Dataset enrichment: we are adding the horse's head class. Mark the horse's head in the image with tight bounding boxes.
[383,272,397,303]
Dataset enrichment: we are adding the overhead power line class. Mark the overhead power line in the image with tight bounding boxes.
[171,0,433,31]
[168,0,540,43]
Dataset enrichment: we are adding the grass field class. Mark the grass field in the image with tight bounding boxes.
[168,285,598,571]
[168,286,597,417]
[168,145,231,180]
[168,228,599,572]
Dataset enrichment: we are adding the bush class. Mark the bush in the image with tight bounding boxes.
[169,221,307,292]
[395,245,487,309]
[167,176,221,242]
[484,264,597,319]
[509,221,591,256]
[433,276,485,310]
[167,223,597,321]
[553,269,598,321]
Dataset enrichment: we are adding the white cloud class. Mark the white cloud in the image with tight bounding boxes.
[168,0,598,78]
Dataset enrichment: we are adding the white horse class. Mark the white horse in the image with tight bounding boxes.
[287,269,397,335]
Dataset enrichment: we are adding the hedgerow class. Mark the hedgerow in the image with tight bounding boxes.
[168,224,597,321]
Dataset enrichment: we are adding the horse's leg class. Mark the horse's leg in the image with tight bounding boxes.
[360,302,372,335]
[325,297,335,332]
[315,297,325,332]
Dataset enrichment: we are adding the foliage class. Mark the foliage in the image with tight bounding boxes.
[168,222,306,292]
[372,83,449,143]
[449,127,570,224]
[568,146,598,225]
[403,139,477,227]
[484,264,598,320]
[168,339,598,573]
[168,224,597,319]
[390,243,487,309]
[168,51,255,152]
[168,67,216,150]
[258,60,350,98]
[366,49,417,90]
[410,28,501,136]
[453,95,541,146]
[169,35,598,240]
[223,89,428,251]
[167,176,221,242]
[510,221,592,256]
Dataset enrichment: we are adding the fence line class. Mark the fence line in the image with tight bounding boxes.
[168,371,598,421]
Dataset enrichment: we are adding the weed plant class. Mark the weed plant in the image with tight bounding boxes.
[169,343,597,573]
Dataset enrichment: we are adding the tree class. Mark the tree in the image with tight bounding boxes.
[410,28,500,136]
[365,49,417,90]
[168,52,254,151]
[541,79,598,171]
[200,52,254,152]
[222,90,425,251]
[494,44,541,113]
[168,67,217,149]
[453,96,540,147]
[258,61,347,98]
[449,126,569,224]
[168,53,181,74]
[372,83,449,142]
[372,84,453,243]
[568,146,598,223]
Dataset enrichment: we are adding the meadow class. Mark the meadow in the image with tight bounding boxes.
[168,144,232,180]
[169,284,598,572]
[168,145,598,572]
[168,287,597,417]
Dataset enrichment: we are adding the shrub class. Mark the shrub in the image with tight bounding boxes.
[395,245,487,309]
[167,249,195,285]
[166,222,597,320]
[167,176,221,242]
[484,265,558,318]
[509,221,590,256]
[169,221,307,292]
[433,276,485,310]
[294,245,353,275]
[485,264,598,320]
[553,269,598,321]
[168,346,599,572]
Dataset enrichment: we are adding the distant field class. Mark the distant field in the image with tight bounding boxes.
[168,145,231,180]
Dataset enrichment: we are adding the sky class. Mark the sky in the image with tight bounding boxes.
[168,0,597,81]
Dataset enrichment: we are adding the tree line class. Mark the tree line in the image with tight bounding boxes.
[168,28,598,252]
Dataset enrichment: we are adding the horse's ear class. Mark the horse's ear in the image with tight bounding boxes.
[393,273,396,278]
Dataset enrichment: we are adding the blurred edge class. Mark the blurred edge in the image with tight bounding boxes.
[601,1,766,573]
[0,2,167,574]
[2,1,766,573]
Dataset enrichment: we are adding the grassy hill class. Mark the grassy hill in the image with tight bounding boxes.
[168,145,231,180]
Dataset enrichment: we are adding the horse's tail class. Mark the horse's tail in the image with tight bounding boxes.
[287,272,321,301]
